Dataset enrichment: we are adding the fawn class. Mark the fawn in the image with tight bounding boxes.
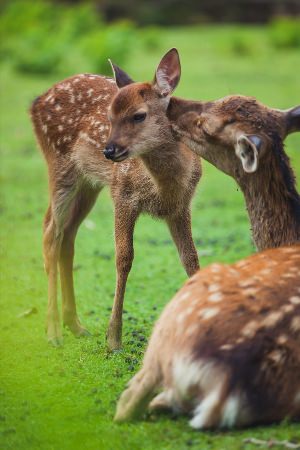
[167,95,300,250]
[30,49,201,348]
[115,244,300,428]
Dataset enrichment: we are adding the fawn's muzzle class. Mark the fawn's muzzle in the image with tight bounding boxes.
[103,143,129,162]
[103,143,117,159]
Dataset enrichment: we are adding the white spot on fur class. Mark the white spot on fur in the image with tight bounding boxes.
[277,334,288,344]
[78,131,98,147]
[243,288,258,296]
[186,323,199,337]
[290,296,300,305]
[290,316,300,332]
[176,312,188,324]
[267,349,283,364]
[198,307,220,320]
[42,124,47,134]
[283,247,297,253]
[210,264,222,273]
[58,125,64,132]
[55,104,62,111]
[282,273,296,278]
[208,284,221,293]
[235,260,248,268]
[242,320,259,338]
[208,292,223,303]
[262,311,283,328]
[260,268,272,275]
[281,304,294,314]
[238,279,253,288]
[220,344,233,351]
[179,292,191,302]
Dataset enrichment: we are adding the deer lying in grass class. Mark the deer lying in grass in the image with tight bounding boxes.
[115,244,300,427]
[167,94,300,250]
[30,49,201,348]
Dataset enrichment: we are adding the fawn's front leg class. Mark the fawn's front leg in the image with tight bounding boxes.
[167,210,199,277]
[107,205,138,351]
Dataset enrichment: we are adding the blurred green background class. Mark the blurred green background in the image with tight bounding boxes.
[1,1,300,449]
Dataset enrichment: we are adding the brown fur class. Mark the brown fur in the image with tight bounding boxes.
[30,73,201,348]
[168,95,300,250]
[115,245,300,427]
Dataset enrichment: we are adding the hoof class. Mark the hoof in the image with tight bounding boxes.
[111,348,123,354]
[106,337,122,352]
[63,317,92,338]
[48,336,63,347]
[75,327,92,338]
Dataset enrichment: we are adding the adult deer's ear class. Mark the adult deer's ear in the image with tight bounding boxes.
[235,135,263,173]
[109,60,134,88]
[283,105,300,136]
[153,48,181,97]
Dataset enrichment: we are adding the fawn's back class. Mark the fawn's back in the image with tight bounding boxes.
[31,74,117,187]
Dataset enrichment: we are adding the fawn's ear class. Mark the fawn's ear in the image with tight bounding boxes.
[283,105,300,136]
[153,48,181,97]
[235,135,263,173]
[109,60,134,88]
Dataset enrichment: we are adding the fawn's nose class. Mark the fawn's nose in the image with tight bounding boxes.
[103,143,117,159]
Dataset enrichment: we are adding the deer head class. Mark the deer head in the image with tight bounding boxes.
[103,48,181,161]
[168,95,300,176]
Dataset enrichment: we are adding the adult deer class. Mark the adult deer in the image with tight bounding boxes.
[30,49,201,348]
[167,94,300,250]
[115,244,300,428]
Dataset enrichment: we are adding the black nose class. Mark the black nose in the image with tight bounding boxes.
[103,143,116,159]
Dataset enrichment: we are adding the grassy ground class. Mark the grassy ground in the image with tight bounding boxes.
[1,26,300,450]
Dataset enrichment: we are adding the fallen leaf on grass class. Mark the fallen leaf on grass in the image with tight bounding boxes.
[18,307,38,318]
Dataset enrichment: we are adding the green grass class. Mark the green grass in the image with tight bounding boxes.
[1,25,300,450]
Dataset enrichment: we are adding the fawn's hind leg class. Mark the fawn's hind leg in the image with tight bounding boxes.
[59,185,100,337]
[43,178,78,346]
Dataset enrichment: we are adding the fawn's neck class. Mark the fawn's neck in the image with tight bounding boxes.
[140,140,188,194]
[238,144,300,250]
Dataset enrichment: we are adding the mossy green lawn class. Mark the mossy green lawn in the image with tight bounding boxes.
[1,26,300,450]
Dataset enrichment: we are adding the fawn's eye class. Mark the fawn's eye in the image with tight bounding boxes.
[133,112,146,123]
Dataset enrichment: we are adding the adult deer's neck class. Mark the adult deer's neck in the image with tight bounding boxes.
[238,139,300,250]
